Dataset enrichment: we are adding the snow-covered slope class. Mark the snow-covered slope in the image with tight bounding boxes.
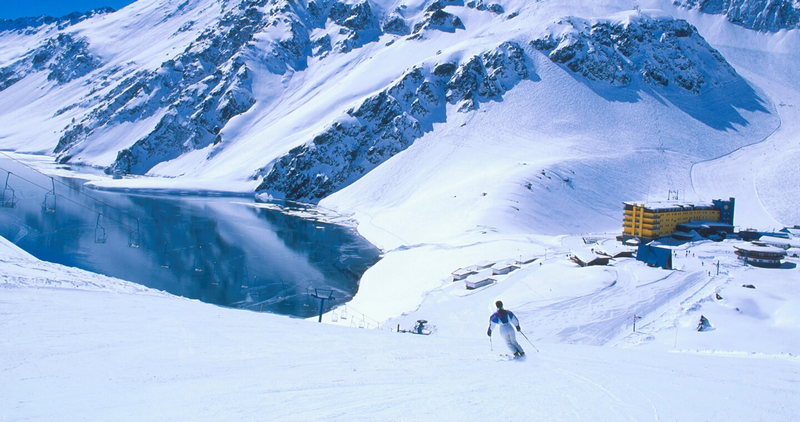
[1,0,795,234]
[3,227,800,421]
[3,2,800,418]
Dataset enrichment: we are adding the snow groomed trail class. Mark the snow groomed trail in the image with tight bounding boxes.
[691,48,800,229]
[516,256,719,346]
[3,265,798,421]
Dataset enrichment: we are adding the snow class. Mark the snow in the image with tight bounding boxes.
[3,233,800,420]
[2,0,800,419]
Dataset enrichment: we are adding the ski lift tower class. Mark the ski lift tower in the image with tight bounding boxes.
[310,288,335,323]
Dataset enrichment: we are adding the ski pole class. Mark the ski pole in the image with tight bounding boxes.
[519,331,540,353]
[489,334,493,351]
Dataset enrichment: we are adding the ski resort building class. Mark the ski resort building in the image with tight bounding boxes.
[622,198,735,241]
[733,242,787,268]
[636,244,673,269]
[569,250,611,267]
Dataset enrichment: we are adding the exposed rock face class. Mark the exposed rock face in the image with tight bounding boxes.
[54,0,473,175]
[327,0,382,53]
[675,0,800,31]
[412,1,465,35]
[466,1,505,14]
[58,0,277,173]
[255,42,528,202]
[697,315,714,331]
[256,12,746,203]
[0,3,751,205]
[382,14,411,35]
[0,33,101,91]
[0,8,115,35]
[531,15,738,93]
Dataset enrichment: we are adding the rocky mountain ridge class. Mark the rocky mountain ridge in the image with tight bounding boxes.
[0,8,115,35]
[256,41,528,200]
[256,9,744,202]
[531,14,738,93]
[0,0,782,204]
[675,0,800,31]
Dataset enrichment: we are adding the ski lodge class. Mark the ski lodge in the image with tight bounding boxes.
[622,198,735,241]
[733,242,787,268]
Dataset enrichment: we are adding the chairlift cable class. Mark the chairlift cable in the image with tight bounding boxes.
[0,153,143,227]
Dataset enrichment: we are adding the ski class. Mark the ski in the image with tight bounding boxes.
[498,353,526,361]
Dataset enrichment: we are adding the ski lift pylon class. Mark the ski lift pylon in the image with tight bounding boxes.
[41,177,56,212]
[2,172,18,209]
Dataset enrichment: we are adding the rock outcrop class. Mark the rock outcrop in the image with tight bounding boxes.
[531,14,738,93]
[256,42,528,201]
[0,33,101,91]
[675,0,800,31]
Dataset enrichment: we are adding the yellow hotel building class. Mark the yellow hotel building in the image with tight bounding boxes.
[623,198,735,240]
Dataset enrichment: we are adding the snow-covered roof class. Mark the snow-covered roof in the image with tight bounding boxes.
[624,200,716,211]
[759,236,800,249]
[466,268,494,281]
[451,267,478,277]
[492,259,518,270]
[571,249,609,263]
[476,260,496,268]
[734,243,787,254]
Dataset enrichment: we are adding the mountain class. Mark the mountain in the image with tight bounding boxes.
[3,3,800,418]
[0,0,798,242]
[675,0,800,31]
[0,8,116,34]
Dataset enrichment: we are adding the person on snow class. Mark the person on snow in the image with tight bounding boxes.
[487,300,525,357]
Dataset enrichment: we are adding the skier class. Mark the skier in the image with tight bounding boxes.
[487,300,525,357]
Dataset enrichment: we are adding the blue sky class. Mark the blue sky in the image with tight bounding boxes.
[0,0,137,20]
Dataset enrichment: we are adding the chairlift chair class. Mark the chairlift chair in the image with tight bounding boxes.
[128,218,140,248]
[160,242,170,268]
[41,178,56,212]
[193,245,203,272]
[2,173,18,209]
[94,214,108,244]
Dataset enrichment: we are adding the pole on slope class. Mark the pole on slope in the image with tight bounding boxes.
[489,332,493,351]
[310,288,334,323]
[519,331,539,353]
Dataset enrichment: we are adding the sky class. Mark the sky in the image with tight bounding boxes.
[0,0,136,20]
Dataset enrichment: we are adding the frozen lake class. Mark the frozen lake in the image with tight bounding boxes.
[0,157,381,317]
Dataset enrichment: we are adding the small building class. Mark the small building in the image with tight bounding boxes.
[570,250,611,267]
[758,236,800,250]
[780,227,800,237]
[516,255,537,265]
[594,242,636,259]
[491,260,519,275]
[674,221,735,240]
[465,269,495,289]
[738,230,790,242]
[451,266,479,281]
[734,242,787,268]
[476,260,496,269]
[636,244,673,269]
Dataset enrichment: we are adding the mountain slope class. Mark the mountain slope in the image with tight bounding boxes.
[0,0,796,239]
[3,232,800,421]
